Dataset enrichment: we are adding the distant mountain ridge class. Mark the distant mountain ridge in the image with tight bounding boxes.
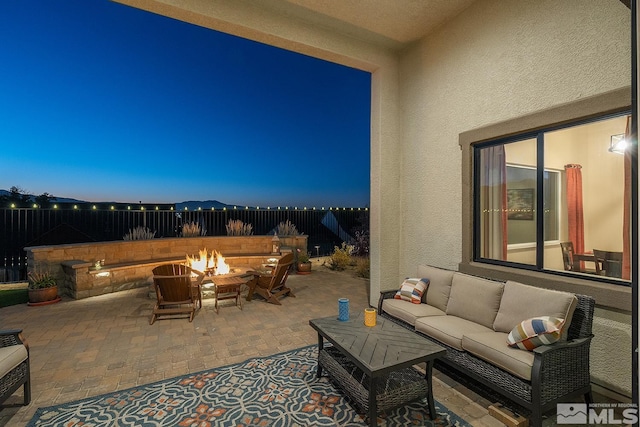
[0,190,237,209]
[175,200,239,210]
[0,189,85,204]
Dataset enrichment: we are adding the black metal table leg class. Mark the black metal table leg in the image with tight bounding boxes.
[368,376,378,426]
[316,334,324,378]
[425,360,436,419]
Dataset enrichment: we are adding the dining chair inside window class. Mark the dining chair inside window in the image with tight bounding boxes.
[593,249,623,278]
[561,242,598,274]
[560,242,577,271]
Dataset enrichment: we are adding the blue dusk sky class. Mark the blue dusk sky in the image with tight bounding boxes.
[0,0,371,208]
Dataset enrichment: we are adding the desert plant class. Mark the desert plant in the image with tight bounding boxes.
[350,210,370,256]
[351,229,370,256]
[123,226,156,241]
[226,219,253,236]
[354,256,370,278]
[296,248,310,263]
[181,221,205,237]
[327,242,353,271]
[28,270,56,289]
[276,220,300,236]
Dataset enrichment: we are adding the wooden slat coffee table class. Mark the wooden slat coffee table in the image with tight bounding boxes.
[309,312,445,426]
[202,270,254,313]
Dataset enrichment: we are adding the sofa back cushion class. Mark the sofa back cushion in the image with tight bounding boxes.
[445,273,504,328]
[493,280,578,340]
[416,265,454,311]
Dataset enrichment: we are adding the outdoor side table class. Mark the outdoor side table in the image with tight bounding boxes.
[203,271,252,313]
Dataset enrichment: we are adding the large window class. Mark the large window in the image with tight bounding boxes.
[475,113,633,283]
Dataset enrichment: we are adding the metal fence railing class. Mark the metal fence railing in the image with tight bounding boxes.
[0,206,369,281]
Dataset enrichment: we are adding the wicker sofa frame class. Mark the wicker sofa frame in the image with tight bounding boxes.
[378,290,595,427]
[0,329,30,406]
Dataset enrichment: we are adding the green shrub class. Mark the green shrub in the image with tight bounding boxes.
[0,288,28,307]
[354,256,370,278]
[28,270,56,289]
[296,248,310,263]
[327,242,352,271]
[226,219,253,236]
[123,226,156,240]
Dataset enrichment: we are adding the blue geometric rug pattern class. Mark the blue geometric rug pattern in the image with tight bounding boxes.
[28,345,471,426]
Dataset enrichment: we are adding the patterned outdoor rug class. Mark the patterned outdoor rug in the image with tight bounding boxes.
[28,345,470,426]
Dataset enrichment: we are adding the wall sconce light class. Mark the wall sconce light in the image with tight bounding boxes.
[609,134,627,154]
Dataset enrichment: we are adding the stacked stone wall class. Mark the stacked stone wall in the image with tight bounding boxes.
[26,235,308,299]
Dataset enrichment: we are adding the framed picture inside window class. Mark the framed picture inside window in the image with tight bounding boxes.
[507,188,534,220]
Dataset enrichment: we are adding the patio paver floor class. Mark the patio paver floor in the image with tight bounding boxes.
[0,266,505,426]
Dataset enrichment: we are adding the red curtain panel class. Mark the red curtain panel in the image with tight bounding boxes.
[565,164,585,263]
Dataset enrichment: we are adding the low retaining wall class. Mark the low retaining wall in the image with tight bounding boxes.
[25,235,307,299]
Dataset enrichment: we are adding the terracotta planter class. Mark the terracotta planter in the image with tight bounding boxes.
[297,262,312,274]
[28,286,60,305]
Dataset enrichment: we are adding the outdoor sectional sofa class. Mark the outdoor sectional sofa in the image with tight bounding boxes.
[0,329,30,407]
[377,264,595,427]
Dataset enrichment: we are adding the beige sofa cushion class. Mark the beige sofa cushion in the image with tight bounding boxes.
[445,273,504,329]
[0,344,28,378]
[415,315,493,351]
[462,332,534,381]
[382,299,446,326]
[416,265,454,311]
[493,280,578,341]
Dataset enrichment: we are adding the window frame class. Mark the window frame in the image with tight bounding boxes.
[473,111,632,280]
[459,87,634,312]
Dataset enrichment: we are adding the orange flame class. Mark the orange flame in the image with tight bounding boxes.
[212,250,230,275]
[186,248,230,275]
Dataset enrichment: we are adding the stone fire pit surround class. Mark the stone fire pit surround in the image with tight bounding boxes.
[25,235,307,299]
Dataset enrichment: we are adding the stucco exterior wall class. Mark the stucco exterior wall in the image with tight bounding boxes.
[592,307,633,396]
[398,0,630,274]
[398,0,631,395]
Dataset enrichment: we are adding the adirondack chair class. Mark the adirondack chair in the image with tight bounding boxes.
[150,264,202,324]
[246,253,295,305]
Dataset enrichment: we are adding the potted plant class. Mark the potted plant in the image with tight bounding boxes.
[296,249,312,274]
[28,270,60,305]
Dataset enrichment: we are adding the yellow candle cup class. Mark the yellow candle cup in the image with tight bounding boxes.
[364,308,377,327]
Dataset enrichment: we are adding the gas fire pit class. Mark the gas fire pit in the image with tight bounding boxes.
[186,248,231,276]
[186,248,256,312]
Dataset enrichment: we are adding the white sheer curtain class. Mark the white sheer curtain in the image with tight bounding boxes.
[622,115,631,280]
[479,145,507,260]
